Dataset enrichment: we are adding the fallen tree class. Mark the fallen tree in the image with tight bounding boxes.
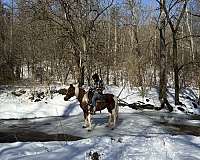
[118,99,172,111]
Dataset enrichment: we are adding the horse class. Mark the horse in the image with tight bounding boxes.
[64,84,119,131]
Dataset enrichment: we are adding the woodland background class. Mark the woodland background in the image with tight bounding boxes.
[0,0,200,106]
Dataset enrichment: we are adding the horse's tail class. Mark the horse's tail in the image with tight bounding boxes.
[113,95,119,121]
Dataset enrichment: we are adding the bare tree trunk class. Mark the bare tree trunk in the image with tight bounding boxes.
[159,0,167,104]
[162,0,188,105]
[186,7,194,60]
[198,77,200,105]
[16,65,21,80]
[74,49,85,86]
[106,13,111,85]
[113,10,118,85]
[0,0,5,61]
[133,26,143,86]
[129,0,143,86]
[158,0,173,111]
[153,31,157,86]
[173,33,180,105]
[106,65,110,85]
[10,0,13,58]
[78,36,87,86]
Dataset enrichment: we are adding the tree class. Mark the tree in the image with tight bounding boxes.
[0,0,16,83]
[157,0,189,105]
[158,0,169,109]
[44,0,114,86]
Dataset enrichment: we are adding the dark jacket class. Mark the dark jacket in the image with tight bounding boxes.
[92,79,105,94]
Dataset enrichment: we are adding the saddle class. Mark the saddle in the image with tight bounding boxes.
[88,89,106,103]
[96,99,106,103]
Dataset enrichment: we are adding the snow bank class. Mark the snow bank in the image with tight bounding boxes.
[0,85,199,119]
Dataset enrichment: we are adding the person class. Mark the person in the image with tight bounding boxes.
[90,73,105,114]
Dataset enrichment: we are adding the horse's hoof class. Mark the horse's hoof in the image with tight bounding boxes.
[88,129,92,132]
[82,126,87,128]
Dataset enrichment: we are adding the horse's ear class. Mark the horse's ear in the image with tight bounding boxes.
[70,84,73,87]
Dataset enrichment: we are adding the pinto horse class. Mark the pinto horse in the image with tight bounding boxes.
[64,84,118,131]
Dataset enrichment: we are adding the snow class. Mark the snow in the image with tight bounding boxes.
[0,86,82,119]
[1,135,200,160]
[0,85,200,160]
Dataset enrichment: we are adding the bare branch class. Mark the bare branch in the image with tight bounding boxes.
[175,0,188,31]
[178,61,200,72]
[92,0,114,23]
[187,11,200,18]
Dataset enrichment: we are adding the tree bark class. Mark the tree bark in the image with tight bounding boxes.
[173,33,180,105]
[161,0,188,105]
[159,0,168,106]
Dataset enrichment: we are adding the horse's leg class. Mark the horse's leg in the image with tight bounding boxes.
[106,112,112,128]
[82,112,89,128]
[112,96,119,129]
[107,97,118,129]
[87,113,92,131]
[111,110,116,129]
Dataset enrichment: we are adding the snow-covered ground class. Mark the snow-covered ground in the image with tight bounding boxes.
[0,84,200,160]
[0,85,199,119]
[1,135,200,160]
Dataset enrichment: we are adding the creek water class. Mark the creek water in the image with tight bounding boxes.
[0,111,200,143]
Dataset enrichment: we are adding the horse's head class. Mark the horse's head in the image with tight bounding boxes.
[64,84,75,101]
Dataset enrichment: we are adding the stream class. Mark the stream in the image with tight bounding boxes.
[0,111,200,143]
